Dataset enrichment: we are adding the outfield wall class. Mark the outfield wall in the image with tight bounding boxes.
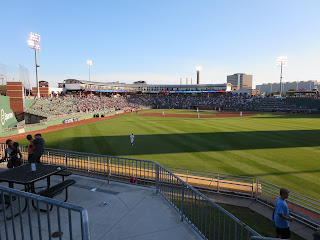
[0,96,18,137]
[1,109,128,138]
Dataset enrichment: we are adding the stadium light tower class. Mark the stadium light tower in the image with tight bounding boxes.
[87,60,93,81]
[277,56,288,97]
[28,32,41,98]
[196,66,202,84]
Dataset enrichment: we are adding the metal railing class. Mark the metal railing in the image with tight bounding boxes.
[165,166,320,229]
[157,164,260,239]
[249,237,280,240]
[1,144,320,237]
[256,180,320,229]
[166,166,258,197]
[0,185,90,240]
[1,145,261,239]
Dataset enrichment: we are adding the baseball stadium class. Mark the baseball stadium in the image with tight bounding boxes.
[0,75,320,240]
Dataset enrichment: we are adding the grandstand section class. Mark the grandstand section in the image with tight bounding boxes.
[257,98,318,113]
[22,94,319,126]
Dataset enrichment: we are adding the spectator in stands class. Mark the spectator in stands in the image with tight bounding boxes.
[31,133,45,163]
[273,188,293,239]
[7,142,22,168]
[26,134,35,162]
[1,139,13,163]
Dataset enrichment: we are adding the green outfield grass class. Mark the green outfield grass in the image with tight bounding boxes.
[18,110,320,199]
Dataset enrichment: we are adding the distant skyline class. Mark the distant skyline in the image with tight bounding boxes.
[1,0,320,88]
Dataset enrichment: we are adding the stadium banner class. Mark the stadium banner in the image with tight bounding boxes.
[0,96,18,136]
[85,89,132,93]
[159,90,226,93]
[83,89,226,94]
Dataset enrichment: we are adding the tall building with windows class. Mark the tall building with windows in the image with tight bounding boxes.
[256,80,320,95]
[227,73,252,90]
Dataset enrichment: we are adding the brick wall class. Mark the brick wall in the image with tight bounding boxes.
[6,82,24,115]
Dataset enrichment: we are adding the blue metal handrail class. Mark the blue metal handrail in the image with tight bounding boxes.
[0,185,90,240]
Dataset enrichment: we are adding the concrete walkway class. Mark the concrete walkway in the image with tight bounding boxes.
[67,175,201,240]
[0,164,201,240]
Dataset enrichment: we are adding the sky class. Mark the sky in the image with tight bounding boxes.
[1,0,320,88]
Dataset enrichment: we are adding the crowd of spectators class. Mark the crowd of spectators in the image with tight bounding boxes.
[28,94,265,116]
[26,94,316,117]
[128,95,263,110]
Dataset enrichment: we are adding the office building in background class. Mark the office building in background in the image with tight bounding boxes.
[227,73,253,90]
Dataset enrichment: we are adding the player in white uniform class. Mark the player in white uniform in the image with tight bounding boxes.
[130,134,135,146]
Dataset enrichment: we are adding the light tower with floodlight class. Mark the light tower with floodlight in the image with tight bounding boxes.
[196,66,202,84]
[277,56,288,96]
[28,32,41,98]
[87,60,93,81]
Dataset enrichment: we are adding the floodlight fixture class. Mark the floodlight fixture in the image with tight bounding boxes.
[29,32,40,41]
[276,55,288,96]
[28,33,41,50]
[87,60,93,81]
[277,56,288,67]
[87,60,93,66]
[28,32,41,98]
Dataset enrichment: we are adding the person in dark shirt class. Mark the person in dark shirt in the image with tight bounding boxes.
[7,142,22,168]
[31,133,45,163]
[26,134,35,162]
[1,139,13,163]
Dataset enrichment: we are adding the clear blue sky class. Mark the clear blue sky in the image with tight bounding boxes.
[1,0,320,88]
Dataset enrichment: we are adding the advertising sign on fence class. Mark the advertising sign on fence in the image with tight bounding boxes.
[0,96,17,136]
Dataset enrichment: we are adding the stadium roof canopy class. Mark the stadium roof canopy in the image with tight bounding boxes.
[63,79,229,88]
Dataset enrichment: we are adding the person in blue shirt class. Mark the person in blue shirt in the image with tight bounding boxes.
[273,188,293,239]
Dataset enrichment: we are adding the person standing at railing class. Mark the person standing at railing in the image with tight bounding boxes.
[26,134,35,162]
[31,133,45,163]
[7,142,22,168]
[273,188,293,239]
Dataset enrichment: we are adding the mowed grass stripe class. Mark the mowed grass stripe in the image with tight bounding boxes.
[188,118,319,197]
[142,117,287,177]
[246,116,320,131]
[139,118,251,175]
[137,116,319,192]
[228,149,320,198]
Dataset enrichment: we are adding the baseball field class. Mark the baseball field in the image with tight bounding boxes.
[18,109,320,199]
